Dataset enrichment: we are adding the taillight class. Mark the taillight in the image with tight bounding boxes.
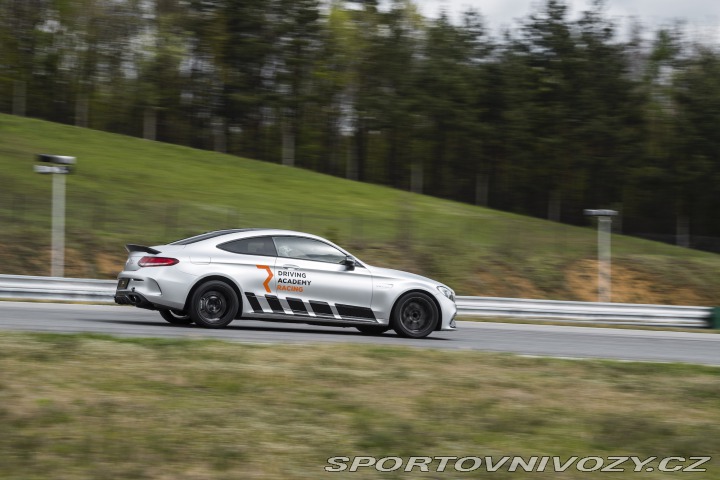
[138,256,179,267]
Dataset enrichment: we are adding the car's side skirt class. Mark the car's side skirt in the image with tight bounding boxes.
[244,293,379,324]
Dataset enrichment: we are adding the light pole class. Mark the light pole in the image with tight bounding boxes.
[584,209,618,303]
[34,155,75,277]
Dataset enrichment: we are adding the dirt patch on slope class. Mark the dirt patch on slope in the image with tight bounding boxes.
[565,259,707,305]
[0,243,125,279]
[466,267,545,299]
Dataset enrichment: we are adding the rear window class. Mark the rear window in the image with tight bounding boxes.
[170,229,259,246]
[217,237,278,257]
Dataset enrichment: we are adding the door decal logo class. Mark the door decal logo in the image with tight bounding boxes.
[256,265,274,293]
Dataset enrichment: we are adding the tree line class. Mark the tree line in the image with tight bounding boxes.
[2,0,720,248]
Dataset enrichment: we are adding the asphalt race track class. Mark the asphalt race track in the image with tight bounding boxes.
[0,301,719,366]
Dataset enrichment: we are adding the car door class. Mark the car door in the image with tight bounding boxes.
[212,236,278,317]
[272,235,374,321]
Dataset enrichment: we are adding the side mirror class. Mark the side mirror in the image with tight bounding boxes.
[343,256,356,271]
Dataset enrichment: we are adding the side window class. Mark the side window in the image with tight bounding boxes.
[273,236,346,264]
[217,237,277,257]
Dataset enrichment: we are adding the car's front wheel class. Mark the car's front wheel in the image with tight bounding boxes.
[159,309,193,325]
[356,325,390,335]
[392,292,438,338]
[189,280,239,329]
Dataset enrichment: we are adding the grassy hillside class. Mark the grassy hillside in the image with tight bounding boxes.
[1,114,718,304]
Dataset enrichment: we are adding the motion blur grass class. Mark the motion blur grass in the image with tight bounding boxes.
[1,114,719,304]
[0,332,718,479]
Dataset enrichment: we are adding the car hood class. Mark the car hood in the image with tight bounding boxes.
[365,265,442,287]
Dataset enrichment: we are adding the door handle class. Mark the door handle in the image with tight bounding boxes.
[282,264,299,270]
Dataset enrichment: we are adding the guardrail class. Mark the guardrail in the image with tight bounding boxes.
[455,296,712,328]
[0,274,714,328]
[0,274,116,303]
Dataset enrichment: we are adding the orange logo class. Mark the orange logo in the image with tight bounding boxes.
[256,265,274,293]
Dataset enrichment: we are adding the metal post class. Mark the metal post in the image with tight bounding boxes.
[584,209,618,303]
[51,173,66,278]
[35,155,75,278]
[598,216,611,303]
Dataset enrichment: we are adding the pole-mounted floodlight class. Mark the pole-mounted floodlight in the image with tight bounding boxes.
[584,209,618,303]
[34,154,76,277]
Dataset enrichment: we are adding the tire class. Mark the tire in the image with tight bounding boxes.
[391,292,439,339]
[189,280,239,329]
[159,309,193,325]
[356,325,390,335]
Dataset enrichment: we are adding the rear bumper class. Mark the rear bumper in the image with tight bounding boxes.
[115,270,192,311]
[114,290,156,310]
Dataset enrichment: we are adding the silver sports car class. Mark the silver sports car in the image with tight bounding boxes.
[115,229,456,338]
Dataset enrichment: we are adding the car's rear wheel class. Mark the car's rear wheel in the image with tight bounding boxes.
[159,309,193,325]
[392,292,438,338]
[356,325,390,335]
[189,280,239,329]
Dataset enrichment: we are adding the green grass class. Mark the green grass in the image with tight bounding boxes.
[1,113,719,304]
[0,332,718,479]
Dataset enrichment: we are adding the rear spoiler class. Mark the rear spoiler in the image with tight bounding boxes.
[125,244,161,255]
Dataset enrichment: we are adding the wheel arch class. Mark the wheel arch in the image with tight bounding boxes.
[391,288,443,331]
[184,274,244,318]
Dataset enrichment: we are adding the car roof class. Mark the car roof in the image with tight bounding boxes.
[168,228,330,246]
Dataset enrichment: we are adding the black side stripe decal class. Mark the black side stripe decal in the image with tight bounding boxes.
[245,293,263,313]
[335,304,376,320]
[286,297,309,315]
[309,300,334,317]
[264,295,285,314]
[249,294,373,321]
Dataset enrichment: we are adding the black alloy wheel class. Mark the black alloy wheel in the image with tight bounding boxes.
[392,292,438,338]
[189,280,239,328]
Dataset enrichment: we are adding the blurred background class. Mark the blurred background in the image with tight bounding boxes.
[1,0,720,303]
